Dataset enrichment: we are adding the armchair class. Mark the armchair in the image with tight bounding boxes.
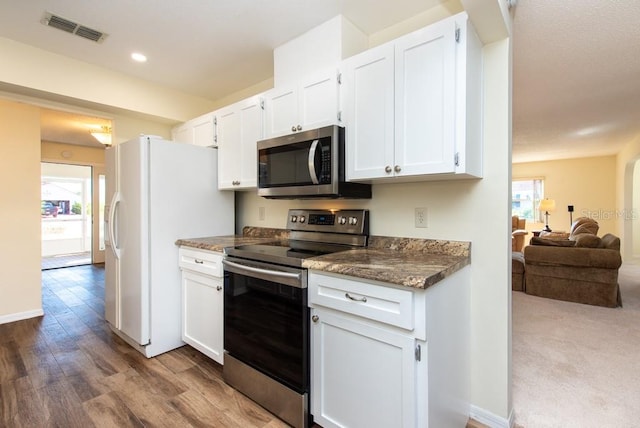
[512,215,528,252]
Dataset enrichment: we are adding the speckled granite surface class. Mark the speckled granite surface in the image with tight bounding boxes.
[175,235,280,253]
[176,227,288,252]
[177,227,470,289]
[302,247,469,289]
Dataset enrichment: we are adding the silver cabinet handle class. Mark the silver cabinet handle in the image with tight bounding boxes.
[385,165,392,173]
[312,315,319,323]
[216,286,222,291]
[394,165,401,173]
[345,292,367,303]
[195,259,204,264]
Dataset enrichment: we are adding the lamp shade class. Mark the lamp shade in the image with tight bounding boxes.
[538,198,556,212]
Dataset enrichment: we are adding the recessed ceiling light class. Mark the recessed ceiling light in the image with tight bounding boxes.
[131,52,147,63]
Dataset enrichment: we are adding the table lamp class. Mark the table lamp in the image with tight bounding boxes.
[538,198,556,232]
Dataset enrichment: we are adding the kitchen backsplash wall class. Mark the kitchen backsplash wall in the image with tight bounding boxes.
[236,179,479,241]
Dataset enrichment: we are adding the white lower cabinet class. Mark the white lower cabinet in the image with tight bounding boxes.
[309,271,427,428]
[311,307,422,428]
[179,248,224,364]
[309,267,470,428]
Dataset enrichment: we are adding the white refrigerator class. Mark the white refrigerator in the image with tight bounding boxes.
[104,135,234,358]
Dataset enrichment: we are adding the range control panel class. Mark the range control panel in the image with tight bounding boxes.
[286,209,369,235]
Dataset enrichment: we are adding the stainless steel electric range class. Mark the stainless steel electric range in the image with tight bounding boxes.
[222,209,369,428]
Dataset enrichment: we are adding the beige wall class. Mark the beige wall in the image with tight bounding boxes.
[616,136,640,260]
[0,99,42,320]
[42,141,106,165]
[513,156,618,239]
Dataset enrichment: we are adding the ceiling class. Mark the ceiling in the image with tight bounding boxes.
[1,0,639,162]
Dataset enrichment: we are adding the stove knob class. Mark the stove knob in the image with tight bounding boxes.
[338,216,347,225]
[291,215,298,223]
[349,217,358,225]
[299,216,306,223]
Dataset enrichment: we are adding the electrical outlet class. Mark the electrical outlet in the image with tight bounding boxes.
[258,207,265,221]
[415,207,427,228]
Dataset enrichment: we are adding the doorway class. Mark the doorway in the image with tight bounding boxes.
[41,162,105,269]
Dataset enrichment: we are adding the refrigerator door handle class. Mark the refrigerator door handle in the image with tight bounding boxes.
[109,192,121,260]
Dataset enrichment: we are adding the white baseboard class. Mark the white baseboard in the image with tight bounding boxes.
[469,405,514,428]
[0,308,44,325]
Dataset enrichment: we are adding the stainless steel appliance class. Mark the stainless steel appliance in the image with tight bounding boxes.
[222,209,369,428]
[257,125,371,199]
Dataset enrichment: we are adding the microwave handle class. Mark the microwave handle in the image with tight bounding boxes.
[308,139,320,184]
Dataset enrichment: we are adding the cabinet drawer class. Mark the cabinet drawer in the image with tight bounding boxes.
[179,248,223,277]
[309,272,414,330]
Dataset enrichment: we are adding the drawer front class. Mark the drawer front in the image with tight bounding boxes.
[179,247,223,277]
[309,271,414,330]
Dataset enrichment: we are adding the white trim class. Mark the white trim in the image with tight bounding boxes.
[469,405,514,428]
[0,308,44,325]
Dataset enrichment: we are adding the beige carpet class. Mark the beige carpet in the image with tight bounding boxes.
[512,261,640,428]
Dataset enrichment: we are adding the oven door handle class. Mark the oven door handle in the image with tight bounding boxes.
[222,259,302,281]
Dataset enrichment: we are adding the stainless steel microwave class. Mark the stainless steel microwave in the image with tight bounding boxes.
[257,125,371,199]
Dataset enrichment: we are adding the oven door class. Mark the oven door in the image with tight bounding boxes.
[222,257,309,393]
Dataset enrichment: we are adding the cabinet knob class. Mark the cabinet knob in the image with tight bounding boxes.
[394,165,401,173]
[216,286,222,291]
[385,165,392,173]
[291,126,297,132]
[296,125,302,131]
[311,315,319,323]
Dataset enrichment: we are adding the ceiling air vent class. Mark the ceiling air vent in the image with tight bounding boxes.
[41,11,108,43]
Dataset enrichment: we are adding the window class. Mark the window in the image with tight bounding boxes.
[512,178,544,221]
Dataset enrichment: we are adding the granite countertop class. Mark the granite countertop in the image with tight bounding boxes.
[302,236,470,289]
[176,228,470,290]
[175,227,289,252]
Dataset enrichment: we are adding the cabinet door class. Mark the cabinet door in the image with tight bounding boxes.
[298,69,340,131]
[311,308,417,428]
[191,113,216,147]
[395,18,456,176]
[217,106,241,190]
[237,98,263,189]
[182,271,224,364]
[172,123,191,144]
[343,43,395,181]
[264,84,298,138]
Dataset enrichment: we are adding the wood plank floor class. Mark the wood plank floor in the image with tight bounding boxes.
[0,264,290,428]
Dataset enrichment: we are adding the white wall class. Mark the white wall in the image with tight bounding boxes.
[616,135,640,260]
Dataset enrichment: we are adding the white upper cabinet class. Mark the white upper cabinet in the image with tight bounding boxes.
[343,12,482,182]
[171,112,216,147]
[264,68,341,138]
[217,96,263,190]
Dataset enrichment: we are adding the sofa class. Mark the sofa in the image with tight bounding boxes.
[523,217,622,307]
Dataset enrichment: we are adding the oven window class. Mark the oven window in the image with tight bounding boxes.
[224,270,309,393]
[258,137,330,187]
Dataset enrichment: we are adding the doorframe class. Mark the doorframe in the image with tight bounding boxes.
[92,166,106,264]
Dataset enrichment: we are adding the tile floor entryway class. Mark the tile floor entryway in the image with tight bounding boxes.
[41,251,92,270]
